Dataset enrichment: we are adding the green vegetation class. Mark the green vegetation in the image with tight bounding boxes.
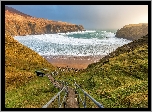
[5,33,55,91]
[5,33,148,108]
[54,35,148,108]
[5,33,57,108]
[5,77,59,108]
[5,7,148,108]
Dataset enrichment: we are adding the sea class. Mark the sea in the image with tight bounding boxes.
[14,29,132,57]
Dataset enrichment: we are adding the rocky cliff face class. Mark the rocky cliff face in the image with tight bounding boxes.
[115,23,148,40]
[5,6,85,36]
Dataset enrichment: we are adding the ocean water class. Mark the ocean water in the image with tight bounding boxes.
[14,30,132,57]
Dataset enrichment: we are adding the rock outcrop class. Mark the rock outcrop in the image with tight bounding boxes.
[5,6,85,36]
[115,23,148,40]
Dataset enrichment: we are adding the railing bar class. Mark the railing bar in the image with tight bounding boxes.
[84,93,87,108]
[76,88,80,108]
[60,93,67,108]
[59,82,68,108]
[59,92,67,108]
[75,83,85,93]
[75,83,104,108]
[75,83,84,107]
[84,91,104,108]
[75,82,84,108]
[42,86,66,108]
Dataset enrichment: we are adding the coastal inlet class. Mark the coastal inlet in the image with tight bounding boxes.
[14,30,132,69]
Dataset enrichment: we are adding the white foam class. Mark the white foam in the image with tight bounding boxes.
[14,30,132,56]
[57,30,96,35]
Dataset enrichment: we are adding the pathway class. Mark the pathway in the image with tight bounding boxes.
[45,74,78,108]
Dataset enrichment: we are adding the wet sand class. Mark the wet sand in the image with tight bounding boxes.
[42,55,105,69]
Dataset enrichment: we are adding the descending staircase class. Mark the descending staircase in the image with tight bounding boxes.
[40,72,104,108]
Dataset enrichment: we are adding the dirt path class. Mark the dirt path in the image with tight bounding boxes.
[45,74,78,108]
[65,87,79,108]
[47,74,63,89]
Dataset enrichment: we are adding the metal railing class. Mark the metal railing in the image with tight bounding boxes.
[42,85,68,108]
[74,82,104,108]
[42,80,104,108]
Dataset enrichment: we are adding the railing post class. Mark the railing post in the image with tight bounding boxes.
[77,86,80,108]
[63,91,66,108]
[84,93,87,108]
[63,101,66,108]
[58,93,60,107]
[75,82,80,108]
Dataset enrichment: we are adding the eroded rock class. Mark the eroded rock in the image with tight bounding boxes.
[115,23,148,40]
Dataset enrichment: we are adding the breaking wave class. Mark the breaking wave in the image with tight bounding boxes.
[14,30,132,56]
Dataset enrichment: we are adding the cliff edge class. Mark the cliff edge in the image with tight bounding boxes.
[5,6,85,36]
[115,23,148,40]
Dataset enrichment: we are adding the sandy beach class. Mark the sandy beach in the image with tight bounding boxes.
[42,55,105,69]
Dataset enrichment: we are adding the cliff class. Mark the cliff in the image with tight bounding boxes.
[115,23,148,40]
[5,6,32,18]
[5,6,85,36]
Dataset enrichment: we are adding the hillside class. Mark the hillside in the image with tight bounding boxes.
[5,6,85,36]
[5,33,56,90]
[54,34,148,108]
[5,5,85,92]
[115,23,148,40]
[85,35,148,108]
[5,6,58,108]
[5,6,148,108]
[5,6,85,108]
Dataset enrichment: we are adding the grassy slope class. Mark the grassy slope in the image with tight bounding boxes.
[54,35,148,108]
[5,31,148,108]
[5,7,83,108]
[5,33,148,108]
[5,33,58,108]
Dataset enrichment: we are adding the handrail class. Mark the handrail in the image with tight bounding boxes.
[74,82,104,108]
[42,78,104,108]
[42,86,67,108]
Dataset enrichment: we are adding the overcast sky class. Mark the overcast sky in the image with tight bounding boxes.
[7,5,148,30]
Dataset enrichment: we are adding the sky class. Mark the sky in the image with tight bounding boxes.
[6,5,148,30]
